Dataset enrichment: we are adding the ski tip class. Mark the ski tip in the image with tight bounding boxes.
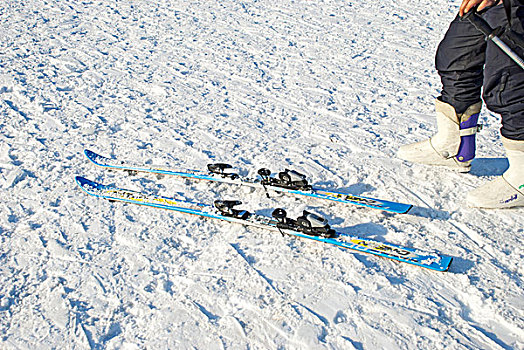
[84,149,98,163]
[75,175,86,184]
[75,176,90,193]
[75,176,106,190]
[75,176,112,197]
[84,149,109,165]
[75,176,96,188]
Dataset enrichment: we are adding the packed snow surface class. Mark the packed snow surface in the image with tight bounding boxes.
[1,0,522,349]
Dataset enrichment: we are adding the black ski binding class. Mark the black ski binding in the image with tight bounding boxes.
[296,211,335,238]
[271,208,335,238]
[258,168,312,191]
[207,163,239,179]
[214,200,250,219]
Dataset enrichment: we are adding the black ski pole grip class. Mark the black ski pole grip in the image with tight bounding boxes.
[462,8,524,70]
[463,11,494,38]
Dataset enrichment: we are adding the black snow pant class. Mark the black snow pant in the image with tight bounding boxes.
[436,1,524,140]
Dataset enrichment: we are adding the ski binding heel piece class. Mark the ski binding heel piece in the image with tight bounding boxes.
[297,211,336,238]
[207,163,239,179]
[271,208,335,238]
[258,168,312,190]
[214,200,250,219]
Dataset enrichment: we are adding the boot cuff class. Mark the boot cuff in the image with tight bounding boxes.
[434,99,482,124]
[502,136,524,151]
[460,101,482,121]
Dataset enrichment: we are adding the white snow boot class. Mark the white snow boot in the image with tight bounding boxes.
[397,99,483,172]
[466,137,524,208]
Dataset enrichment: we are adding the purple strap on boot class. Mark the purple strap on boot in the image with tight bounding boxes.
[456,113,480,162]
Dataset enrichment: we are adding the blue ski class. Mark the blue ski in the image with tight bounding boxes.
[75,176,452,272]
[84,149,412,214]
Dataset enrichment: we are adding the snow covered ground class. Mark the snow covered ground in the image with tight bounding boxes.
[1,0,522,348]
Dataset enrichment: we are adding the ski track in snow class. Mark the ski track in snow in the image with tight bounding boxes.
[0,0,523,349]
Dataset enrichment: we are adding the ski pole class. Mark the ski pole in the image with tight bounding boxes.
[463,10,524,70]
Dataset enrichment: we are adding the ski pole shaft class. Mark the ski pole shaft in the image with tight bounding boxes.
[491,36,524,70]
[463,11,524,70]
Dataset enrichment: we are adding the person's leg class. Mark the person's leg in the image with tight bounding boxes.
[482,1,524,141]
[397,12,487,172]
[466,2,524,208]
[436,12,486,113]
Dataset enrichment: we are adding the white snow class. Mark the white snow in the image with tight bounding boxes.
[1,0,523,349]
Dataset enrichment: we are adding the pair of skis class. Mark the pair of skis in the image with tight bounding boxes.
[76,149,452,272]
